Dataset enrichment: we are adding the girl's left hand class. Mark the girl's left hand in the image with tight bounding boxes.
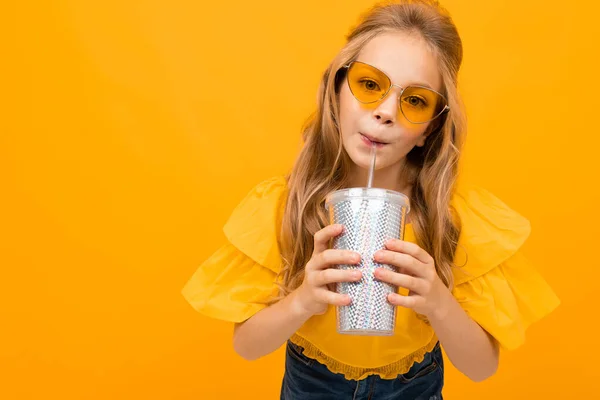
[373,239,450,320]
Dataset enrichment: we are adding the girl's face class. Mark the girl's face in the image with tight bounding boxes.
[339,31,444,179]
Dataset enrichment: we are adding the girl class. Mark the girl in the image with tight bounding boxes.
[182,1,560,398]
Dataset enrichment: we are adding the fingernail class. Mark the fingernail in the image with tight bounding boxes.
[352,271,361,279]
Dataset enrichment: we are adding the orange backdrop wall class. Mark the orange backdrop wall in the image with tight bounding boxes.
[1,0,598,398]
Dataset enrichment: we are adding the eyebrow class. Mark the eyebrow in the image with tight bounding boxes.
[355,60,436,90]
[408,81,435,90]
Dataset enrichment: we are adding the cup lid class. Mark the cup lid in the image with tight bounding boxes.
[324,187,410,213]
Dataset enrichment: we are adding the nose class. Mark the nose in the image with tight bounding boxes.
[373,87,400,125]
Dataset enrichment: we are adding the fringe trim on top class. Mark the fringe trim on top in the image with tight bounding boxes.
[289,333,439,381]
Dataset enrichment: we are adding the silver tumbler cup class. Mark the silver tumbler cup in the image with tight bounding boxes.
[324,187,410,336]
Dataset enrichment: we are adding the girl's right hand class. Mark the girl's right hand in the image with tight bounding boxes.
[293,224,362,317]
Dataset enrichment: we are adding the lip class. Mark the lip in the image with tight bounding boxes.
[360,133,388,148]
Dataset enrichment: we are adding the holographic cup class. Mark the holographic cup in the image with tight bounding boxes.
[325,187,410,336]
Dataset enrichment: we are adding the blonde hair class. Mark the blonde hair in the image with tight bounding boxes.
[276,0,466,300]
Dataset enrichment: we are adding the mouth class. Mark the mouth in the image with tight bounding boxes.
[360,133,389,148]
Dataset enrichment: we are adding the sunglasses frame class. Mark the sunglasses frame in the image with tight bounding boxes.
[342,61,450,124]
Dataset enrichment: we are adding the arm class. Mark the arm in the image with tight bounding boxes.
[427,290,499,381]
[374,239,499,382]
[233,223,362,360]
[233,290,311,360]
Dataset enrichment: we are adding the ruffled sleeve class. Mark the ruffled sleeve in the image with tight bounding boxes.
[181,176,288,323]
[450,185,560,350]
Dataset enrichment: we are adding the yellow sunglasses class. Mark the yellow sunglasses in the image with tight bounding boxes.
[342,61,450,124]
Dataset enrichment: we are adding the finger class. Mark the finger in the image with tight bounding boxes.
[384,239,433,264]
[313,224,344,254]
[374,250,424,277]
[387,292,419,308]
[315,249,360,270]
[374,269,426,294]
[315,288,352,306]
[313,268,362,287]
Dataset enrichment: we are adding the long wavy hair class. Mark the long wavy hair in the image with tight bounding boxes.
[276,0,467,301]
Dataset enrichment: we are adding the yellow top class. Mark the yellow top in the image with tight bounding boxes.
[181,176,560,380]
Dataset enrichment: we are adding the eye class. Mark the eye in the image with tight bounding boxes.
[359,79,381,92]
[404,95,427,107]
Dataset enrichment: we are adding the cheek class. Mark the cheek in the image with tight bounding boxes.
[400,121,430,143]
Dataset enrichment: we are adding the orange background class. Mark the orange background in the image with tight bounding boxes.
[1,0,598,398]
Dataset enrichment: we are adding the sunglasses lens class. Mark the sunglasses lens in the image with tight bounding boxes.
[347,62,391,103]
[400,86,446,123]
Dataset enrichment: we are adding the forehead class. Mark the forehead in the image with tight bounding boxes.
[356,31,442,91]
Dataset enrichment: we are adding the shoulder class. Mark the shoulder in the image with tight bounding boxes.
[222,176,289,272]
[450,184,532,284]
[241,175,288,199]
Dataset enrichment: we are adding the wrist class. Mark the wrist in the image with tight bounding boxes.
[288,288,314,321]
[428,286,455,323]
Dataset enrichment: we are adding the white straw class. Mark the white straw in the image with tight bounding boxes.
[366,143,377,188]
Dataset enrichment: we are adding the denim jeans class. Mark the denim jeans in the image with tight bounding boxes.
[280,340,444,400]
